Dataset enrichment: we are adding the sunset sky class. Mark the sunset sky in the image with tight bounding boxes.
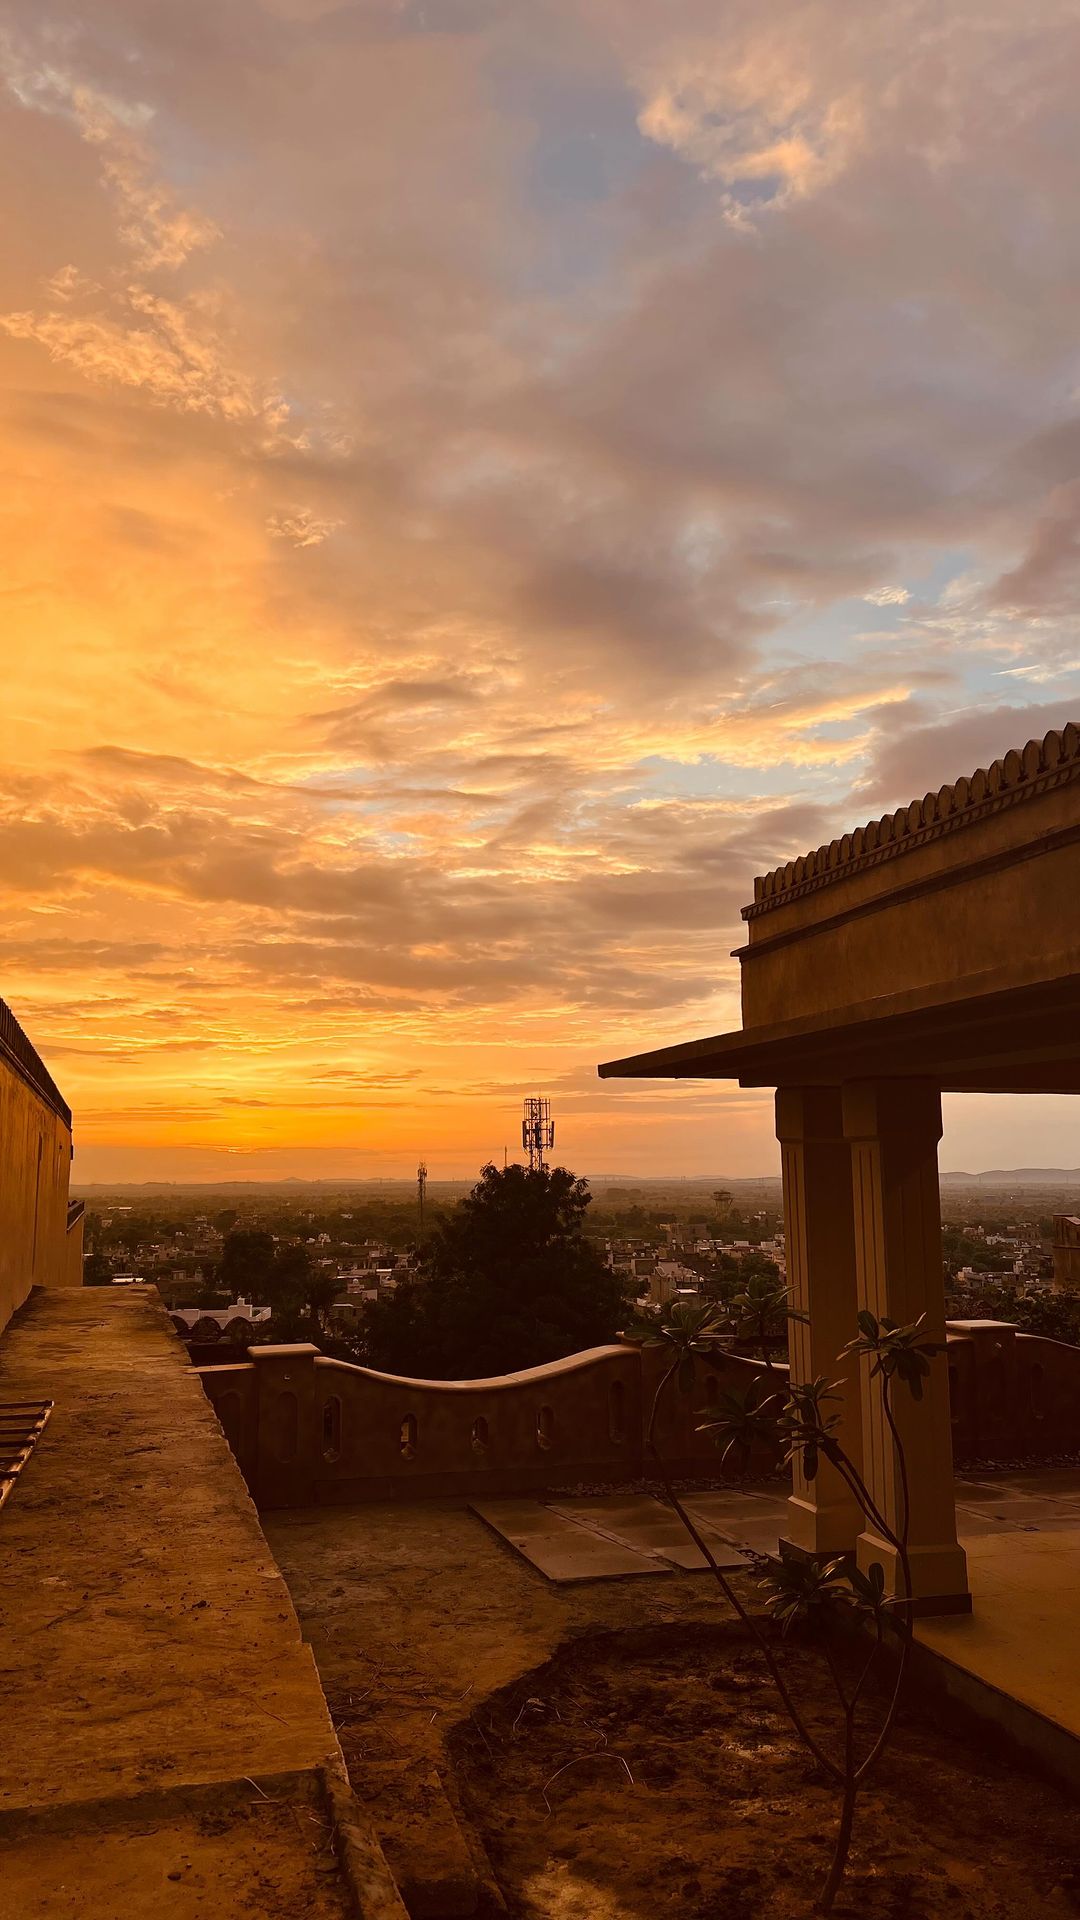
[4,0,1080,1182]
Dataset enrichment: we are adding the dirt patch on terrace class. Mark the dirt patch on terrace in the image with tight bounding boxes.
[449,1623,1080,1920]
[0,1783,357,1920]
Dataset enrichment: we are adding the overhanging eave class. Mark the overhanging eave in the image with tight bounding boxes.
[598,973,1080,1094]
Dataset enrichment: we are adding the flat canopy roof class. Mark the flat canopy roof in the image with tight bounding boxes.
[598,972,1080,1094]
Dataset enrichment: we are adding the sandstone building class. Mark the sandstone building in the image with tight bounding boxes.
[602,722,1080,1614]
[0,997,82,1333]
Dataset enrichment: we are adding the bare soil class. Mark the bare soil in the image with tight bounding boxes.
[0,1786,356,1920]
[450,1623,1080,1920]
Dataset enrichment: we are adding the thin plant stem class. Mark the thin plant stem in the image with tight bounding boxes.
[647,1357,843,1785]
[854,1377,913,1782]
[846,1610,884,1722]
[820,1632,851,1716]
[818,1703,858,1914]
[654,1325,925,1913]
[818,1447,894,1550]
[789,1387,914,1788]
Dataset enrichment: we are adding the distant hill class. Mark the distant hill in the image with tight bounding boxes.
[941,1169,1080,1184]
[71,1168,1080,1196]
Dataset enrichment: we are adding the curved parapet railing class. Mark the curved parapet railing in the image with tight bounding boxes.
[198,1340,783,1510]
[315,1343,633,1393]
[307,1344,644,1506]
[198,1322,1080,1508]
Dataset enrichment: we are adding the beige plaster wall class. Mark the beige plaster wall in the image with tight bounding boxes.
[0,1054,75,1335]
[740,773,1080,1029]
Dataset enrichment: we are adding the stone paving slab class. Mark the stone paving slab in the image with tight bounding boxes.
[954,1480,1028,1501]
[546,1495,750,1571]
[994,1470,1080,1494]
[680,1492,784,1557]
[471,1498,673,1582]
[965,1497,1080,1524]
[954,1507,1026,1537]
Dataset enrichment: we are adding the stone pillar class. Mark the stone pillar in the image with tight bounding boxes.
[250,1343,320,1508]
[842,1080,969,1615]
[776,1087,864,1561]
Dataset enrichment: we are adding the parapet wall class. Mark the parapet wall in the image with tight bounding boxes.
[946,1320,1080,1462]
[198,1320,1080,1506]
[198,1340,785,1509]
[0,1000,77,1335]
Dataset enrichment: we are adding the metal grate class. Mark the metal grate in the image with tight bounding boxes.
[0,1402,53,1512]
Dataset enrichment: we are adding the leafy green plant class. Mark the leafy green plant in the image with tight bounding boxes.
[728,1266,791,1364]
[647,1302,941,1913]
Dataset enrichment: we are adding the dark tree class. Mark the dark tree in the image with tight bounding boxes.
[263,1241,340,1336]
[361,1162,633,1378]
[1011,1289,1080,1345]
[83,1250,113,1287]
[217,1229,276,1299]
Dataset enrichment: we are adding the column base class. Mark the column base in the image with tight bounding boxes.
[781,1488,863,1563]
[857,1531,971,1617]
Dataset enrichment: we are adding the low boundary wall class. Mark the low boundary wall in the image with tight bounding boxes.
[198,1340,785,1509]
[946,1319,1080,1461]
[197,1315,1080,1509]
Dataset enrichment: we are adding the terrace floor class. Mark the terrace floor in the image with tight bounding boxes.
[266,1469,1080,1914]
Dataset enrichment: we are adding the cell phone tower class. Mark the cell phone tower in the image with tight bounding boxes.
[521,1095,555,1173]
[417,1161,428,1230]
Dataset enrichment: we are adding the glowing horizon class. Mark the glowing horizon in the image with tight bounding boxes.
[4,2,1080,1183]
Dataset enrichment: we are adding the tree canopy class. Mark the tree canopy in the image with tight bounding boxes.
[361,1162,633,1378]
[215,1229,340,1335]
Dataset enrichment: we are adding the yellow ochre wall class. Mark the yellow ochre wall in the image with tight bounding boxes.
[0,1046,77,1338]
[740,753,1080,1031]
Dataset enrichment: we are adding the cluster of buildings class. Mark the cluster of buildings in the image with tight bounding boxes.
[602,1225,787,1309]
[949,1222,1055,1289]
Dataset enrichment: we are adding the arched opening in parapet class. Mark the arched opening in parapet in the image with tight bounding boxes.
[323,1394,342,1462]
[400,1412,418,1460]
[471,1415,489,1455]
[536,1405,554,1451]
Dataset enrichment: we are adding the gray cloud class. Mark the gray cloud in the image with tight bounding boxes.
[861,703,1080,810]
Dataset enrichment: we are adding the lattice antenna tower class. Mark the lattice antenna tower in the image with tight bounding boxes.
[521,1095,555,1173]
[417,1161,428,1230]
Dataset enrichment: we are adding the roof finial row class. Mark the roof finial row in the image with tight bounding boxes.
[752,722,1080,907]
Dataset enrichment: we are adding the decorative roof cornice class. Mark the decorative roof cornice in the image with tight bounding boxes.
[744,722,1080,921]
